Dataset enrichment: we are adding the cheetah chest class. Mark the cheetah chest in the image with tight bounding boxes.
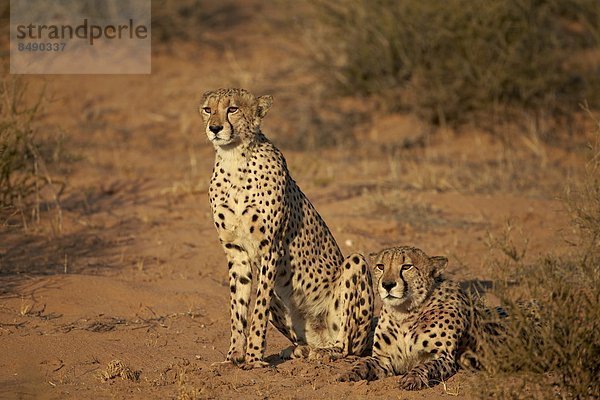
[378,310,429,370]
[210,167,270,258]
[213,188,262,249]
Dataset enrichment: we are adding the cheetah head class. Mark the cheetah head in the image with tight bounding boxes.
[370,246,448,311]
[199,88,273,147]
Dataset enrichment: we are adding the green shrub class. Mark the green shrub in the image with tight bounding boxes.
[306,0,600,127]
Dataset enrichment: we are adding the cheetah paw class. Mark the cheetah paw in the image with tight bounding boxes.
[240,360,270,370]
[309,347,344,362]
[398,373,427,391]
[280,345,311,359]
[223,350,245,365]
[336,370,363,382]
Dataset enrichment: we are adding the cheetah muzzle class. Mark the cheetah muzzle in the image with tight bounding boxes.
[200,88,374,369]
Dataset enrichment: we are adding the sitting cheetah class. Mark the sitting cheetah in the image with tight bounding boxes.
[338,246,476,390]
[200,88,374,369]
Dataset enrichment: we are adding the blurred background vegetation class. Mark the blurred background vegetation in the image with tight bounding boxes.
[304,0,600,131]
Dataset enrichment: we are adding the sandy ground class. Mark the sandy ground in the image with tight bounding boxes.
[0,2,588,399]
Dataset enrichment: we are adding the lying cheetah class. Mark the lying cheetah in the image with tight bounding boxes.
[338,246,476,390]
[200,88,374,369]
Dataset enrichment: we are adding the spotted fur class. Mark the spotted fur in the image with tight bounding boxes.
[338,246,476,390]
[200,88,374,369]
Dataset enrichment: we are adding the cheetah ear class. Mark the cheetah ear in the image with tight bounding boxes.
[429,256,448,277]
[257,95,273,119]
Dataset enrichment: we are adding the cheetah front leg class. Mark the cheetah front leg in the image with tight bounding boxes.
[224,249,253,365]
[337,355,394,382]
[399,351,458,390]
[310,253,374,361]
[242,249,279,369]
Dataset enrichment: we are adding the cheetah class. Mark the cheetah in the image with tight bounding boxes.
[338,246,477,390]
[200,88,374,369]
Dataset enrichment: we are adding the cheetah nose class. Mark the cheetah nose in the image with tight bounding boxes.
[382,281,397,292]
[209,125,224,134]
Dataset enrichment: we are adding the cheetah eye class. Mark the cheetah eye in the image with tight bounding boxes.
[375,263,385,271]
[227,106,239,113]
[202,107,211,114]
[401,264,414,271]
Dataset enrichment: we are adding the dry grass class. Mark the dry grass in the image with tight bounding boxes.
[0,78,44,209]
[357,189,449,230]
[396,153,558,195]
[0,75,65,230]
[566,105,600,252]
[476,256,599,399]
[304,0,600,131]
[100,359,141,382]
[474,115,600,399]
[377,130,568,196]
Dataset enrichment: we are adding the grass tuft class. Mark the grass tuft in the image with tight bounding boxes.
[0,75,64,230]
[477,256,599,399]
[0,77,43,208]
[100,359,141,382]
